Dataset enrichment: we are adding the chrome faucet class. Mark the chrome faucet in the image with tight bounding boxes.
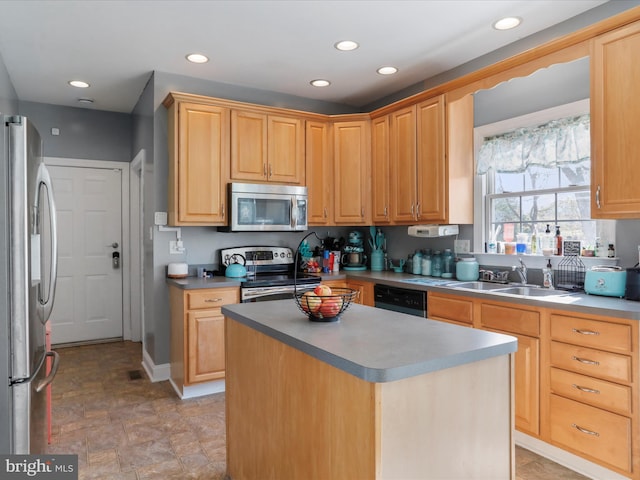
[512,257,528,284]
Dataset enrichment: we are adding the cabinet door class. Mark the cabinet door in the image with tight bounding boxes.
[333,120,371,225]
[268,115,305,184]
[487,329,540,436]
[416,95,446,223]
[390,106,418,223]
[187,309,226,384]
[231,110,268,182]
[170,102,229,225]
[371,115,391,224]
[306,121,332,225]
[347,280,374,306]
[591,22,640,218]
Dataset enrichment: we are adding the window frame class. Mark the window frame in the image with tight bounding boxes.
[473,99,591,253]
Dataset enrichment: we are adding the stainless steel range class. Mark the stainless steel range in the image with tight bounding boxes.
[220,246,321,302]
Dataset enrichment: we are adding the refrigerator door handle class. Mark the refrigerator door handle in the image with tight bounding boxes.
[35,351,59,393]
[35,163,58,323]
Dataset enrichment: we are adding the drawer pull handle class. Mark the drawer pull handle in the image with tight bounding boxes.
[572,384,600,394]
[572,328,599,336]
[572,424,600,437]
[572,356,600,366]
[204,298,223,303]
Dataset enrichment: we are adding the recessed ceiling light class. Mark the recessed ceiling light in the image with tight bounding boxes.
[334,40,359,51]
[310,79,331,87]
[186,53,209,64]
[77,98,94,104]
[68,80,90,88]
[377,66,398,75]
[493,16,522,30]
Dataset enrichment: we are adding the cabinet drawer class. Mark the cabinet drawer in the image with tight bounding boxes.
[550,314,631,353]
[550,367,631,415]
[550,394,631,472]
[427,293,473,325]
[187,288,239,310]
[480,303,539,336]
[550,341,631,383]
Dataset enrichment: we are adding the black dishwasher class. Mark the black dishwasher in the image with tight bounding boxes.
[373,284,426,317]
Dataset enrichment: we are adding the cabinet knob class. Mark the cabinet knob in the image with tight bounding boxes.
[323,207,328,218]
[263,163,267,177]
[572,384,600,395]
[572,424,599,437]
[596,185,601,209]
[572,356,600,366]
[572,328,599,336]
[204,298,223,303]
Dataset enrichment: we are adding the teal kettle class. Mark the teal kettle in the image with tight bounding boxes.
[225,254,247,278]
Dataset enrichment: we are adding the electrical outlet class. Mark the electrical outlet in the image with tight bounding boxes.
[154,211,167,226]
[169,240,181,255]
[454,239,470,254]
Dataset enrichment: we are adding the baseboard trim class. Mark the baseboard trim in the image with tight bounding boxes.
[515,431,628,480]
[169,378,226,400]
[141,348,170,383]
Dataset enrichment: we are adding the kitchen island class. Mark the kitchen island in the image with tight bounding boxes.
[222,300,518,480]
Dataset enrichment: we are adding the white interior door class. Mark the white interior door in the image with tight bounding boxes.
[48,165,123,344]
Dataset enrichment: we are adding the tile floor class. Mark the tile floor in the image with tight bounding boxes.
[47,341,589,480]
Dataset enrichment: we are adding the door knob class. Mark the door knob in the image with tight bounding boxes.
[108,242,119,248]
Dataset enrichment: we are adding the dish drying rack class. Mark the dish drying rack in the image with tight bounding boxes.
[555,254,585,291]
[479,269,510,284]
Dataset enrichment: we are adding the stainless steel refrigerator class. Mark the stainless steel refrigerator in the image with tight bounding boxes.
[0,115,59,454]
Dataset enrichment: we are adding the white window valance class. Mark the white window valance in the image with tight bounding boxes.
[476,114,590,175]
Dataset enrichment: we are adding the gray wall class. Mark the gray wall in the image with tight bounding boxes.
[0,50,17,115]
[19,101,132,161]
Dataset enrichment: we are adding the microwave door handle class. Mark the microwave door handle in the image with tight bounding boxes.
[290,196,297,229]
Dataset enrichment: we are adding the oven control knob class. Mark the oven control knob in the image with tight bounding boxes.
[280,252,285,258]
[287,251,292,258]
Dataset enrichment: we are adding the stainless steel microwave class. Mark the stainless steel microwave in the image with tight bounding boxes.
[222,182,308,232]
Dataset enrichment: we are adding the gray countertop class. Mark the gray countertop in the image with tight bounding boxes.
[168,270,640,320]
[222,300,517,383]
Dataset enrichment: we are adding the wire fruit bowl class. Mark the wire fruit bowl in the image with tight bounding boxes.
[294,287,359,322]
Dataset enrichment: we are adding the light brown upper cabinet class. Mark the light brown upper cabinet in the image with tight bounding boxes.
[371,115,391,223]
[390,105,418,222]
[230,110,305,185]
[591,21,640,218]
[416,96,447,223]
[333,118,371,225]
[165,96,230,226]
[306,120,333,225]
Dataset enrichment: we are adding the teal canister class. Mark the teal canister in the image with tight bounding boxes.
[431,251,442,277]
[456,257,479,281]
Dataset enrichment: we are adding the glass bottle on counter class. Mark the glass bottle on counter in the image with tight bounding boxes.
[421,249,432,276]
[412,250,422,275]
[442,249,454,278]
[406,254,413,273]
[431,250,443,277]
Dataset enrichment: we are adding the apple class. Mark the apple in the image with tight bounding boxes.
[314,285,332,297]
[300,291,321,314]
[319,295,343,318]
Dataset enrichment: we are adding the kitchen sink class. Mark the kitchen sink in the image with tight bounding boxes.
[451,281,512,291]
[495,286,574,297]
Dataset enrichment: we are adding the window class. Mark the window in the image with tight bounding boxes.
[475,100,610,253]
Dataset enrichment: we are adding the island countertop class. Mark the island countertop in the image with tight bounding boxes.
[222,300,517,383]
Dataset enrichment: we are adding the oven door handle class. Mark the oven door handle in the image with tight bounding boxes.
[242,284,316,301]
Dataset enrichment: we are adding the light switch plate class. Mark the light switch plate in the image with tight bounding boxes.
[154,211,167,226]
[454,239,470,254]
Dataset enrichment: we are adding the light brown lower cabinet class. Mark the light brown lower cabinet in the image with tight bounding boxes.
[346,279,374,306]
[427,290,640,479]
[169,285,239,396]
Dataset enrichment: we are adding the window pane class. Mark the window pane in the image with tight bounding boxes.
[492,197,520,222]
[495,172,524,194]
[524,165,559,191]
[560,159,590,187]
[522,193,556,221]
[558,191,590,220]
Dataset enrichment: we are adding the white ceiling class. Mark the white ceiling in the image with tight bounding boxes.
[0,0,610,114]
